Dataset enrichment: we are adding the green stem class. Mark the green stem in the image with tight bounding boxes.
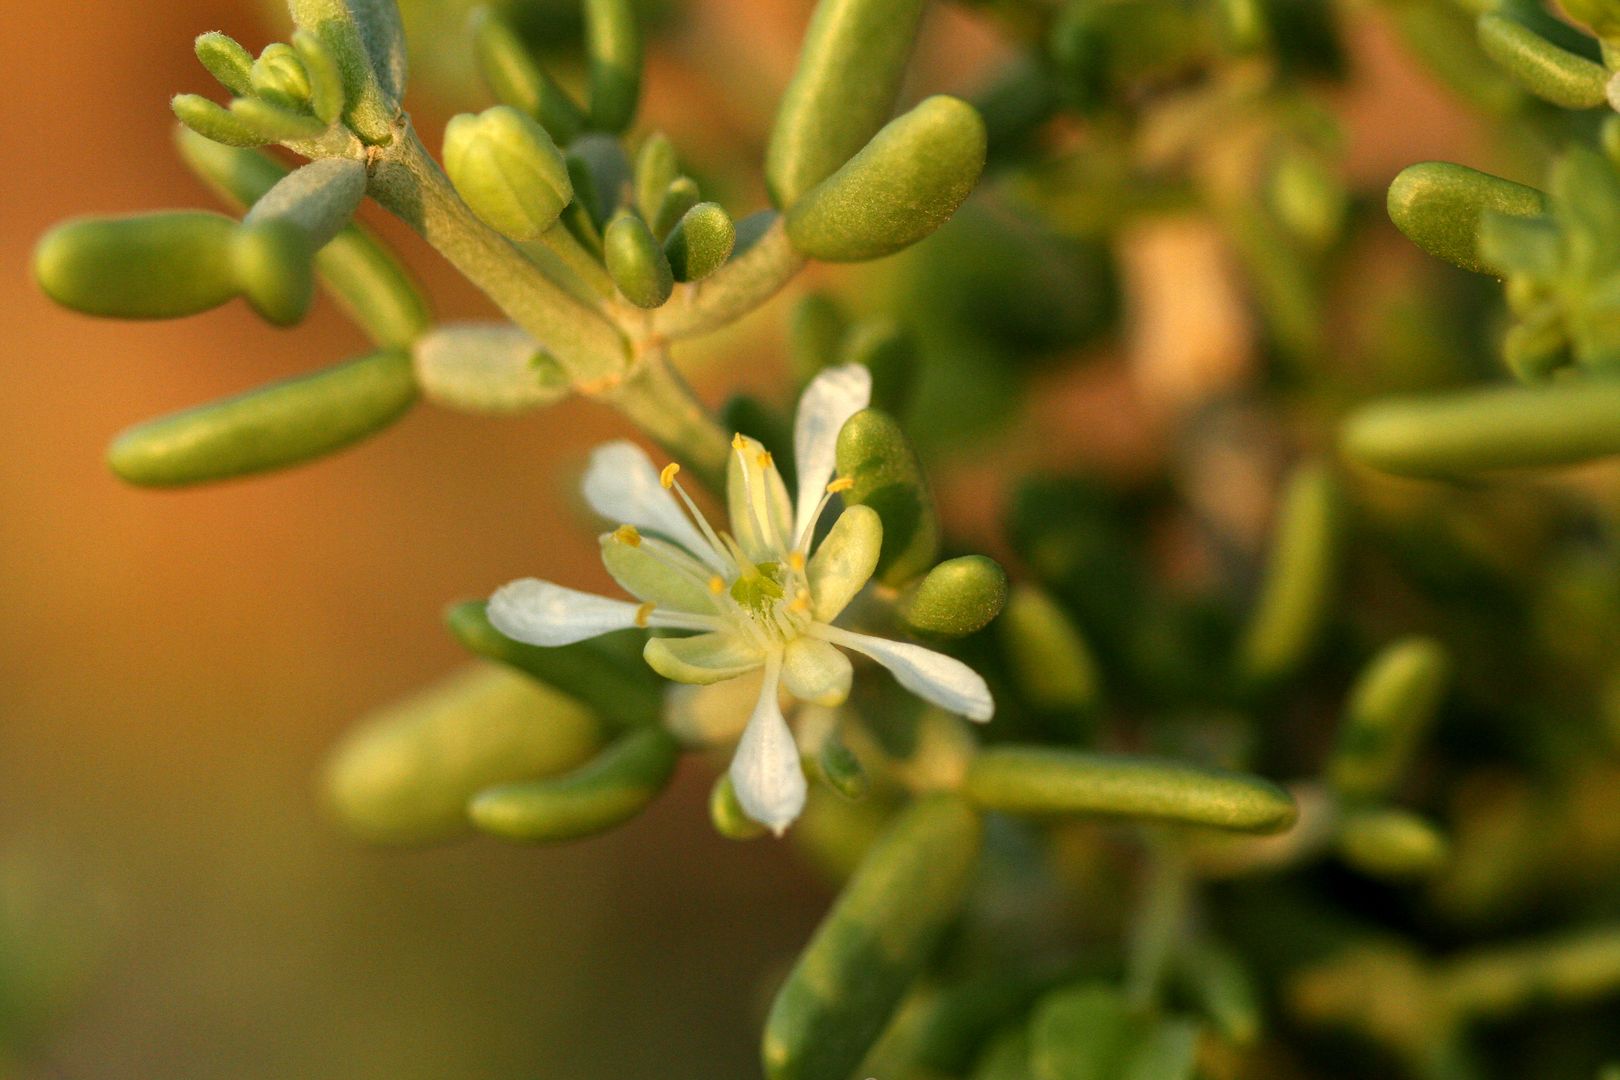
[534,220,616,298]
[364,119,628,381]
[1125,834,1191,1009]
[598,342,731,487]
[652,217,806,340]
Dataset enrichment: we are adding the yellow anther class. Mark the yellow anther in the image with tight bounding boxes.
[659,462,681,489]
[731,432,748,451]
[634,602,655,628]
[789,589,812,614]
[788,551,806,572]
[612,524,642,547]
[826,476,855,494]
[707,575,726,594]
[757,451,773,469]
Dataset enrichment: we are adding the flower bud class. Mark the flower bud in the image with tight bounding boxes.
[785,95,987,262]
[663,201,735,282]
[604,210,673,307]
[900,555,1008,639]
[34,211,239,319]
[443,105,573,240]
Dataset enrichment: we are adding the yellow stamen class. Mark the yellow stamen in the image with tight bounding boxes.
[788,551,806,572]
[757,451,773,469]
[612,524,642,546]
[707,575,726,594]
[789,588,812,614]
[731,432,748,451]
[659,462,681,489]
[634,602,655,628]
[826,476,854,494]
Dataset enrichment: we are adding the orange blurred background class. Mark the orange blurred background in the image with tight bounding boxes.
[0,0,1489,1076]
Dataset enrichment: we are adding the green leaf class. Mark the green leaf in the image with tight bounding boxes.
[997,585,1100,712]
[286,0,406,143]
[1172,941,1261,1046]
[965,747,1298,833]
[230,219,317,326]
[785,95,987,262]
[322,664,603,844]
[605,210,674,307]
[651,176,702,239]
[467,727,678,842]
[250,42,314,110]
[634,132,679,224]
[175,129,431,346]
[1236,461,1343,689]
[840,317,917,414]
[566,133,632,231]
[663,201,736,282]
[762,795,984,1080]
[468,5,584,142]
[1029,983,1140,1080]
[583,0,641,133]
[412,322,568,414]
[1477,12,1609,109]
[710,772,769,840]
[292,29,348,125]
[789,292,850,384]
[765,0,929,207]
[1341,379,1620,476]
[1387,161,1548,276]
[172,93,270,147]
[444,600,662,729]
[1337,809,1450,879]
[816,731,869,799]
[106,348,417,486]
[834,407,939,585]
[243,157,368,249]
[900,555,1009,639]
[34,211,239,319]
[193,32,255,96]
[1329,637,1450,801]
[228,96,330,142]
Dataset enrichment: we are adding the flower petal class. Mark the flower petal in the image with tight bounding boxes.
[644,631,765,685]
[793,363,871,540]
[600,533,718,614]
[818,626,995,722]
[488,578,643,646]
[782,637,853,706]
[729,656,806,835]
[726,434,793,563]
[581,441,723,570]
[807,504,882,621]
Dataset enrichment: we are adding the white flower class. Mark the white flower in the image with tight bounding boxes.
[487,365,994,834]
